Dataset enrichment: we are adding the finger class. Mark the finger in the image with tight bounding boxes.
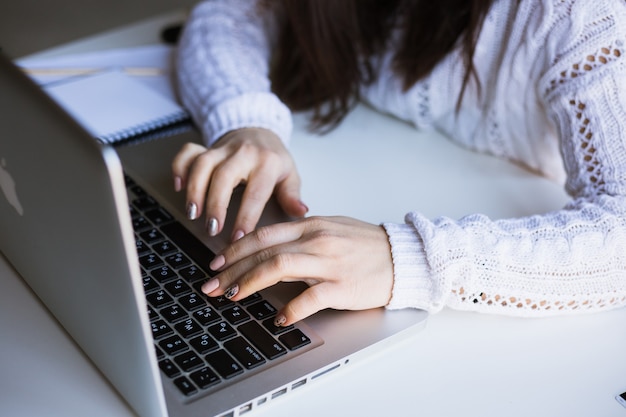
[185,150,224,222]
[275,284,336,326]
[171,142,207,191]
[230,162,281,241]
[274,171,308,218]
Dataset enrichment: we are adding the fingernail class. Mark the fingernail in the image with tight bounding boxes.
[201,278,219,294]
[224,284,239,299]
[274,314,286,327]
[209,254,225,271]
[187,202,198,220]
[207,217,218,236]
[231,229,245,242]
[300,201,309,213]
[174,176,182,192]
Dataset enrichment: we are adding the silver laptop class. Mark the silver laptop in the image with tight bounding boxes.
[0,51,427,417]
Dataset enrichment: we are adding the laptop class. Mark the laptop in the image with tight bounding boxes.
[0,50,427,417]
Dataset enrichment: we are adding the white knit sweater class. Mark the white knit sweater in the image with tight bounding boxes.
[176,0,626,316]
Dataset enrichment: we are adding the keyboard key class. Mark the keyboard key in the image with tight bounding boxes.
[190,334,219,355]
[246,301,277,320]
[133,216,151,231]
[133,195,158,211]
[159,334,188,356]
[139,252,164,270]
[190,367,220,389]
[142,275,159,293]
[150,266,177,283]
[139,228,164,244]
[151,320,173,340]
[279,329,311,351]
[239,292,261,306]
[222,306,250,325]
[146,290,173,309]
[207,295,234,310]
[165,252,191,270]
[179,293,207,312]
[160,304,187,324]
[239,321,287,360]
[164,279,191,297]
[159,358,181,378]
[145,207,173,226]
[174,318,203,339]
[173,376,197,396]
[192,307,220,326]
[208,321,237,341]
[153,240,176,257]
[179,265,206,282]
[206,349,243,379]
[224,337,265,369]
[135,238,150,256]
[174,351,204,372]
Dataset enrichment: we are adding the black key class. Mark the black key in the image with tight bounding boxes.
[224,337,265,369]
[150,266,177,283]
[279,329,311,351]
[129,184,145,197]
[159,335,188,356]
[151,320,173,340]
[246,301,277,320]
[190,334,218,355]
[173,376,197,396]
[239,293,261,306]
[159,358,180,378]
[135,238,150,256]
[192,307,220,326]
[262,317,293,335]
[208,321,236,341]
[174,351,204,372]
[140,228,164,244]
[207,295,234,310]
[179,265,206,282]
[174,318,203,339]
[147,305,157,322]
[164,279,192,298]
[145,207,173,226]
[160,304,187,324]
[222,306,250,325]
[190,367,220,389]
[206,350,243,379]
[161,222,216,274]
[143,275,159,293]
[239,321,287,360]
[165,252,191,270]
[139,252,164,270]
[133,195,158,211]
[155,345,165,360]
[133,216,151,231]
[146,290,173,309]
[152,240,176,257]
[179,293,207,312]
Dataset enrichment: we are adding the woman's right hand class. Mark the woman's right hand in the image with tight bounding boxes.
[171,127,308,242]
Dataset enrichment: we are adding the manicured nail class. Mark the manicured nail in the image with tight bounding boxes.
[207,217,218,236]
[300,201,309,214]
[232,229,245,242]
[210,254,225,271]
[186,202,198,220]
[224,284,239,299]
[274,314,286,327]
[174,176,182,192]
[201,278,219,294]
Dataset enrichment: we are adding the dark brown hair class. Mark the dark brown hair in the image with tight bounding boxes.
[266,0,493,132]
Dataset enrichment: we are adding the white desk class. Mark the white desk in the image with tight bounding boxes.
[2,11,626,417]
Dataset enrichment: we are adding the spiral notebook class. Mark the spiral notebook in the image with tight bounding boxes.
[43,70,189,144]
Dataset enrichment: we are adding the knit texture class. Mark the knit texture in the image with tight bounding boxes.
[176,0,626,316]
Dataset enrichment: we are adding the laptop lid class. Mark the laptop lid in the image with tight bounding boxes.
[0,52,167,417]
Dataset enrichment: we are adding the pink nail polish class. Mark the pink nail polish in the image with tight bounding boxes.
[210,254,225,271]
[174,176,182,192]
[232,229,245,242]
[201,278,219,294]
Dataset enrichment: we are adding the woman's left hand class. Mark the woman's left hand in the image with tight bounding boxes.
[201,216,395,326]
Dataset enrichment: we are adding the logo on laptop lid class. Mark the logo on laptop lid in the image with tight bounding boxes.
[0,157,24,216]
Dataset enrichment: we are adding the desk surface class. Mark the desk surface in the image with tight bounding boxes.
[2,10,626,417]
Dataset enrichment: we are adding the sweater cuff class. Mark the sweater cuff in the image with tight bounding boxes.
[201,92,293,146]
[382,222,438,312]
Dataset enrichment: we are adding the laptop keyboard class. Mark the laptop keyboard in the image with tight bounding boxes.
[125,176,312,397]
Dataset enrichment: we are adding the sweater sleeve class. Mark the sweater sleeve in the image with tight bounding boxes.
[175,0,292,146]
[384,1,626,316]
